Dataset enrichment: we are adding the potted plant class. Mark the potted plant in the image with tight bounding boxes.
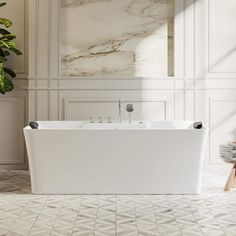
[0,1,22,94]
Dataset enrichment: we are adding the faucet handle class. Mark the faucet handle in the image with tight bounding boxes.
[98,117,103,123]
[107,117,112,123]
[89,117,94,123]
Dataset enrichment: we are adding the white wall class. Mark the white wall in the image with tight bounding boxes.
[1,0,236,169]
[0,0,28,169]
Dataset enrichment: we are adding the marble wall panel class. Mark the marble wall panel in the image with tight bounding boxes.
[61,0,174,77]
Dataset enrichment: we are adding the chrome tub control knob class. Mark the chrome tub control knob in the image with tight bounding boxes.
[107,117,112,123]
[98,117,103,123]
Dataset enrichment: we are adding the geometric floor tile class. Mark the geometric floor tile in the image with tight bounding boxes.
[0,167,236,236]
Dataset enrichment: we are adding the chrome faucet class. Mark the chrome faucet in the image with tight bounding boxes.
[89,117,94,123]
[126,104,134,123]
[118,99,122,123]
[98,117,103,123]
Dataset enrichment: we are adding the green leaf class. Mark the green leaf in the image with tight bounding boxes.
[4,77,14,92]
[0,3,6,8]
[1,40,16,47]
[3,50,10,57]
[0,28,11,35]
[9,47,22,55]
[0,76,14,93]
[0,40,10,48]
[0,64,5,94]
[0,34,16,41]
[0,49,3,57]
[0,18,12,27]
[0,43,22,55]
[0,83,5,94]
[4,67,16,78]
[0,56,7,62]
[0,64,14,94]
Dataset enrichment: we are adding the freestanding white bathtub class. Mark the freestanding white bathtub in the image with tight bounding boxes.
[24,121,208,194]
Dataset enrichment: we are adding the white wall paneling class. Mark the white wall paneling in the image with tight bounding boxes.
[63,98,169,121]
[174,0,184,76]
[208,0,236,74]
[0,96,26,165]
[62,91,175,121]
[25,0,236,168]
[0,91,27,169]
[195,90,236,164]
[195,0,236,78]
[184,0,195,77]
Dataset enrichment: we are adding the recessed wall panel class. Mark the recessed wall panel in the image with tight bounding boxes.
[208,0,236,73]
[64,99,167,121]
[0,98,25,164]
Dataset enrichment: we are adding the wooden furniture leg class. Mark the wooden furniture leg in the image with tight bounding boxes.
[233,163,236,188]
[224,163,236,191]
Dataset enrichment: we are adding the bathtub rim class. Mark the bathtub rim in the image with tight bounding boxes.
[23,120,208,131]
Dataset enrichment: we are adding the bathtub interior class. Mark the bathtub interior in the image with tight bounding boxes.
[24,121,199,130]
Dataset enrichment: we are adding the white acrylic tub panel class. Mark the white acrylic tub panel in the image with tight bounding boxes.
[24,122,208,194]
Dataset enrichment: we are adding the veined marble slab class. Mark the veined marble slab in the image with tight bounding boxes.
[61,0,173,77]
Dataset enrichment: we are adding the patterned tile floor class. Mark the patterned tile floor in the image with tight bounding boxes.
[0,167,236,236]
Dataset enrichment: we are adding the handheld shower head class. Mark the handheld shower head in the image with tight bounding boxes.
[126,104,134,112]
